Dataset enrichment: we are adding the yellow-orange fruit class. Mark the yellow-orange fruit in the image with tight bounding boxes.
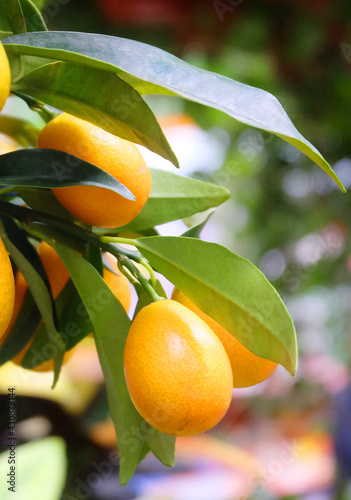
[0,237,15,339]
[124,300,233,436]
[172,290,278,388]
[0,43,11,111]
[37,113,152,228]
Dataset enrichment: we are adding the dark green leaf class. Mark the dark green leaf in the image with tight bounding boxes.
[2,31,344,191]
[52,244,174,484]
[0,149,135,200]
[12,61,178,166]
[137,236,297,375]
[19,0,47,32]
[0,0,26,35]
[86,243,103,276]
[0,292,40,364]
[98,169,230,234]
[0,218,65,383]
[19,188,78,221]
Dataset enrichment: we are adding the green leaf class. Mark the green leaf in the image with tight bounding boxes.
[52,243,174,484]
[0,149,135,200]
[98,169,230,234]
[0,0,26,35]
[19,188,78,221]
[0,437,66,500]
[181,213,213,238]
[0,218,65,383]
[0,292,40,364]
[2,31,344,191]
[19,0,47,32]
[0,115,40,147]
[12,61,178,166]
[137,236,297,375]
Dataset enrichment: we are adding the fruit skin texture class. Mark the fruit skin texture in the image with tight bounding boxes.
[172,289,278,388]
[124,299,233,436]
[0,43,11,111]
[0,237,15,340]
[37,113,152,228]
[3,242,71,372]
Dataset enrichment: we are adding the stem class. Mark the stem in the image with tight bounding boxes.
[100,235,142,248]
[119,255,162,302]
[0,199,161,302]
[139,259,157,288]
[11,90,58,122]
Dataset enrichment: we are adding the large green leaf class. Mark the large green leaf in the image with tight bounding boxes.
[12,61,178,165]
[0,0,26,35]
[97,169,229,234]
[0,437,66,500]
[2,31,344,191]
[19,0,47,32]
[0,292,40,364]
[137,236,297,375]
[0,149,135,199]
[52,243,175,484]
[0,218,65,383]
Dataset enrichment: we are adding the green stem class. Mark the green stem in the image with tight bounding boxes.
[11,90,58,122]
[0,199,161,302]
[119,256,162,303]
[100,236,142,248]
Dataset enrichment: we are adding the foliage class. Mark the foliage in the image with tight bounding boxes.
[0,0,345,486]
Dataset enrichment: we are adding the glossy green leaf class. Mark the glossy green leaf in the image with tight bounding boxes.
[98,169,230,234]
[19,188,78,220]
[0,115,40,146]
[137,236,297,375]
[0,0,25,35]
[0,219,65,383]
[12,61,178,166]
[2,31,344,190]
[19,0,47,32]
[0,292,40,364]
[0,437,66,500]
[0,149,135,200]
[52,244,175,484]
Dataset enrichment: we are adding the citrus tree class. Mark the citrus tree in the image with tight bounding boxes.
[0,0,345,485]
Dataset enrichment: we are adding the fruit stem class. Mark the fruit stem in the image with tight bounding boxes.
[0,200,162,302]
[118,255,163,303]
[100,236,141,248]
[10,90,58,122]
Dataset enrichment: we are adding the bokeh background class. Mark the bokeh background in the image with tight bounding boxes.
[0,0,351,499]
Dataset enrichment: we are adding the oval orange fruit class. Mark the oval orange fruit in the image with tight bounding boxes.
[37,113,152,228]
[124,299,233,436]
[172,289,278,388]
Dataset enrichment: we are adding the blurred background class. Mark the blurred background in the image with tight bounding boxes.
[0,0,351,499]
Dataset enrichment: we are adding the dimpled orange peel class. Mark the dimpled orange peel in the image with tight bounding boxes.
[124,299,233,436]
[172,289,278,388]
[37,113,152,228]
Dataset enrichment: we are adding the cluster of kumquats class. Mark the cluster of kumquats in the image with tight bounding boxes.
[0,42,277,437]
